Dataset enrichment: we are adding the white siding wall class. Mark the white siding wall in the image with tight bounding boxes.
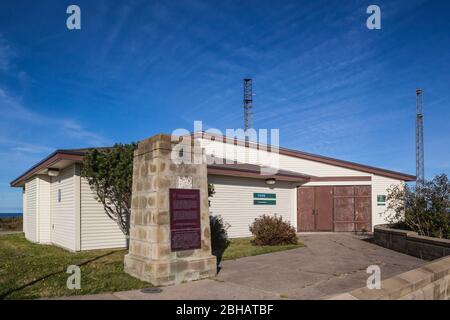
[38,175,51,243]
[25,177,37,242]
[200,139,365,177]
[80,176,127,250]
[371,175,403,228]
[22,187,27,235]
[51,165,76,251]
[278,154,367,177]
[24,163,127,251]
[208,175,296,238]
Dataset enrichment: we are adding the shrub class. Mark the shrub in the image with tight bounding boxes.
[81,143,137,246]
[386,174,450,239]
[210,215,230,266]
[249,214,298,246]
[0,217,23,231]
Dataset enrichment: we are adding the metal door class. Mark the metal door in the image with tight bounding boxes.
[315,186,333,231]
[333,186,372,232]
[297,187,315,232]
[297,186,333,232]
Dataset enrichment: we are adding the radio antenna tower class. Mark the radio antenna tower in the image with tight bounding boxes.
[243,78,253,132]
[416,88,424,185]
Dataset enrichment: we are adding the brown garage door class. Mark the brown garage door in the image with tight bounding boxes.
[297,185,371,232]
[333,186,371,232]
[297,186,333,232]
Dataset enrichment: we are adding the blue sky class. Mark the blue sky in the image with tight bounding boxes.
[1,0,449,212]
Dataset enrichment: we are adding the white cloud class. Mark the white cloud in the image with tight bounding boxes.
[0,88,110,149]
[61,120,109,146]
[0,34,14,72]
[10,144,54,155]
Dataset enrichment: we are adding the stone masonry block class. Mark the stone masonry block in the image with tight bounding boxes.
[146,193,157,208]
[152,210,170,225]
[381,276,413,299]
[147,225,170,243]
[328,293,359,300]
[151,243,171,260]
[420,256,450,281]
[397,268,434,291]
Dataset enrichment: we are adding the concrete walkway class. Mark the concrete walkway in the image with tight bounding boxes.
[59,233,425,300]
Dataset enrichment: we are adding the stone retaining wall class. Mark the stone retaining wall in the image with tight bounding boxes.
[373,225,450,260]
[329,256,450,300]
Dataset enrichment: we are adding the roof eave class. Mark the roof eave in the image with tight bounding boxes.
[207,165,311,183]
[10,151,85,187]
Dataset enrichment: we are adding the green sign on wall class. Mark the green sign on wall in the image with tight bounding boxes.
[253,193,276,199]
[254,199,276,205]
[377,195,386,206]
[253,193,276,205]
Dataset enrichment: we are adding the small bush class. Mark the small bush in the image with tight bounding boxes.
[249,215,298,246]
[210,215,230,266]
[0,217,23,231]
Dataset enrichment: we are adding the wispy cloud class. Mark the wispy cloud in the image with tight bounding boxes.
[0,136,53,155]
[0,88,110,147]
[98,3,133,63]
[0,33,14,72]
[60,120,108,146]
[0,31,109,148]
[0,85,110,212]
[11,145,53,154]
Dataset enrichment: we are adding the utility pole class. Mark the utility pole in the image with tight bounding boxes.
[416,88,424,185]
[243,78,253,132]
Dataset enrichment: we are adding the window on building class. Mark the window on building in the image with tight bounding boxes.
[377,195,386,206]
[58,189,62,203]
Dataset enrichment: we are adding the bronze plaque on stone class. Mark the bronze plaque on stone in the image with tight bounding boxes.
[169,188,201,251]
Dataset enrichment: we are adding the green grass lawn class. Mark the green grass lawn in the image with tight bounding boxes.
[0,233,303,299]
[0,233,149,299]
[221,237,303,261]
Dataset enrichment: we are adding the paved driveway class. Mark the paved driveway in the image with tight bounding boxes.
[61,233,425,300]
[215,233,424,299]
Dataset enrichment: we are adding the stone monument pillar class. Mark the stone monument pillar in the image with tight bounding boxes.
[124,134,217,286]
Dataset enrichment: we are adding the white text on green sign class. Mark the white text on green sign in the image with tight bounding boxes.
[253,193,276,199]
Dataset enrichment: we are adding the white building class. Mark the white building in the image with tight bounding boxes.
[11,149,127,251]
[11,133,415,251]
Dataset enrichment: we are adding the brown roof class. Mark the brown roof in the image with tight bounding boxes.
[192,132,416,181]
[10,148,108,187]
[11,133,416,187]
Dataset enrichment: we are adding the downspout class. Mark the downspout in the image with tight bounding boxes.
[74,164,81,251]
